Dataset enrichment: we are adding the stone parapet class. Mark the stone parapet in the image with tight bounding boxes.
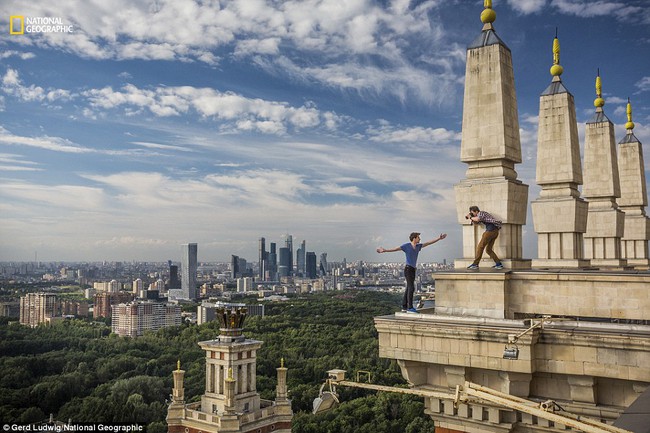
[434,270,649,321]
[375,313,650,430]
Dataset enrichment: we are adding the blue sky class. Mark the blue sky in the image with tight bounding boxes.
[0,0,649,263]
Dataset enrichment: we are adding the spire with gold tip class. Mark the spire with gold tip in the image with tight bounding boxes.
[594,69,605,110]
[481,0,496,28]
[550,29,563,79]
[625,98,635,132]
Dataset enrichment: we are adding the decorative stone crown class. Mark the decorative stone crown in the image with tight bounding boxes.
[216,306,248,341]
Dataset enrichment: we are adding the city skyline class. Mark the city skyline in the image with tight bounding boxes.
[0,1,649,263]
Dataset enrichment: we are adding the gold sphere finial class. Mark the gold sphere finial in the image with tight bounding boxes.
[481,0,496,24]
[176,360,181,371]
[625,98,635,130]
[594,70,604,108]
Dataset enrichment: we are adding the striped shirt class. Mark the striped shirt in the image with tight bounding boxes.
[477,211,502,231]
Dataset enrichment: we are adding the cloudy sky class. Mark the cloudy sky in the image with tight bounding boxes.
[0,0,649,264]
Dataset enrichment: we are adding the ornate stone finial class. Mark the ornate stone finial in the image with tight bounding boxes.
[625,98,635,131]
[594,69,605,109]
[481,0,496,24]
[550,29,563,78]
[216,306,248,340]
[177,360,181,371]
[227,367,234,381]
[281,357,284,368]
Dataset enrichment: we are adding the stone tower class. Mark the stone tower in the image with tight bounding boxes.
[582,72,627,267]
[531,33,589,268]
[617,99,650,268]
[454,0,530,269]
[167,307,293,433]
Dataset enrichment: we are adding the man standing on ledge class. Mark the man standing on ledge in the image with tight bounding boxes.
[465,206,503,270]
[377,232,447,313]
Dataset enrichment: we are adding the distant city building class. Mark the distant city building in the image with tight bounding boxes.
[230,255,239,279]
[0,301,20,318]
[285,234,293,275]
[133,278,144,294]
[269,242,277,280]
[306,251,317,279]
[297,240,306,277]
[60,300,89,317]
[112,301,181,337]
[93,291,134,319]
[236,277,254,293]
[20,293,57,327]
[168,261,180,290]
[171,243,197,301]
[319,253,328,276]
[278,247,291,278]
[258,237,267,281]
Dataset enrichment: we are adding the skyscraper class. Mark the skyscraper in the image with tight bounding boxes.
[181,243,198,300]
[278,247,290,278]
[319,252,328,276]
[269,242,277,281]
[258,237,266,281]
[230,255,239,279]
[285,234,293,276]
[297,240,306,277]
[306,251,317,279]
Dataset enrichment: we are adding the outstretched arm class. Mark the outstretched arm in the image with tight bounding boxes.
[376,246,401,254]
[422,233,447,248]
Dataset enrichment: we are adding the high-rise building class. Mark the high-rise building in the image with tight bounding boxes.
[168,261,180,290]
[319,253,328,276]
[306,251,317,279]
[19,293,57,327]
[178,243,198,300]
[285,234,293,276]
[258,237,267,281]
[297,240,306,277]
[230,255,239,279]
[236,277,254,293]
[133,278,144,294]
[269,242,277,281]
[278,247,291,278]
[93,292,134,319]
[112,301,181,337]
[167,307,292,433]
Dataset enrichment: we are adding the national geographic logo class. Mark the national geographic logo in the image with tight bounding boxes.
[9,15,74,35]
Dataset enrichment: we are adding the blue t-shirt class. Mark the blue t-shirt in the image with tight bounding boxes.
[401,243,422,268]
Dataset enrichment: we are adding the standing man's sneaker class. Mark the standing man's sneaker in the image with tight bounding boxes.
[406,308,418,313]
[467,264,479,270]
[492,263,504,270]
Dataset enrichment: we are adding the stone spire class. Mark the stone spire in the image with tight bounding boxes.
[454,0,530,269]
[582,71,626,267]
[531,32,589,268]
[617,98,650,268]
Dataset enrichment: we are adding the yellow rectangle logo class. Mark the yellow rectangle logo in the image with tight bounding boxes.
[10,16,24,35]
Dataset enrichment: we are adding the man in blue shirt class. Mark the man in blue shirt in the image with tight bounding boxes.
[376,232,447,313]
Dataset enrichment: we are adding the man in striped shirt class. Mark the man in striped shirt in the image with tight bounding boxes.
[465,206,504,270]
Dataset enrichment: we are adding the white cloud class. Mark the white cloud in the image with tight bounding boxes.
[367,124,460,145]
[1,68,72,103]
[550,0,645,21]
[507,0,547,14]
[0,50,36,60]
[636,77,650,92]
[2,0,451,105]
[0,126,93,153]
[83,82,326,134]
